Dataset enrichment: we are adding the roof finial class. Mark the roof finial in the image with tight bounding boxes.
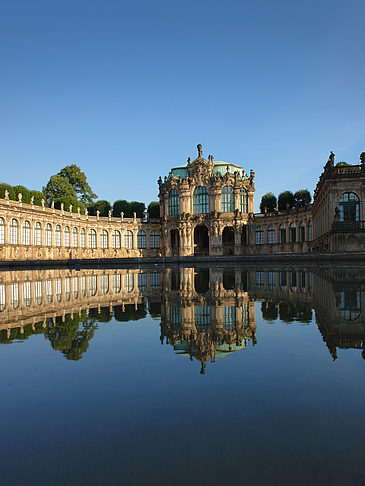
[197,144,202,158]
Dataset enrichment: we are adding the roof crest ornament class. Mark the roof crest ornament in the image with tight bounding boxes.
[197,144,202,158]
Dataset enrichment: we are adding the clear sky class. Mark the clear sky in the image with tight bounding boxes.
[1,0,364,211]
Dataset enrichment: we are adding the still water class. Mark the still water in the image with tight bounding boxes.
[0,265,364,485]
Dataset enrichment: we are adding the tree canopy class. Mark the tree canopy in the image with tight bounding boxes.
[260,192,277,213]
[88,200,111,217]
[43,174,77,204]
[294,189,311,208]
[112,200,145,218]
[278,191,295,211]
[58,164,97,205]
[148,201,160,218]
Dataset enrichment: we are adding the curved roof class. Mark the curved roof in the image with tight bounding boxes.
[169,160,245,179]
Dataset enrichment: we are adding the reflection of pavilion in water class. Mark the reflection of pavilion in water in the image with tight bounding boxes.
[160,268,256,374]
[0,266,365,364]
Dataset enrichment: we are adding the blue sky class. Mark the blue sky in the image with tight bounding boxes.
[1,0,364,211]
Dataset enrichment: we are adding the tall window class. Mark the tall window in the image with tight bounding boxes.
[55,225,61,247]
[10,218,18,244]
[195,306,210,331]
[112,230,121,249]
[279,225,286,243]
[23,220,30,245]
[89,275,97,296]
[124,230,133,249]
[73,276,78,298]
[299,222,305,242]
[308,221,312,241]
[100,229,108,249]
[11,283,19,308]
[34,222,42,246]
[150,272,160,290]
[45,223,52,246]
[80,228,86,248]
[55,279,62,301]
[138,273,147,291]
[168,189,179,215]
[289,224,296,242]
[137,230,146,249]
[46,279,53,303]
[150,231,160,249]
[223,306,236,331]
[240,188,248,213]
[222,186,234,212]
[72,227,78,248]
[339,192,360,221]
[89,229,97,249]
[65,277,71,300]
[267,225,275,244]
[64,226,70,247]
[0,218,4,245]
[193,186,208,214]
[256,226,264,245]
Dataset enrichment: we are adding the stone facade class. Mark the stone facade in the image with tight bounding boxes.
[0,197,161,261]
[0,146,364,261]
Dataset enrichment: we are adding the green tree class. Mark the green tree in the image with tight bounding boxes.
[278,191,295,211]
[130,201,145,218]
[148,201,160,218]
[113,199,131,217]
[260,192,277,213]
[13,185,31,203]
[294,189,311,208]
[0,183,15,200]
[88,200,111,217]
[30,190,45,205]
[43,174,77,204]
[58,164,97,205]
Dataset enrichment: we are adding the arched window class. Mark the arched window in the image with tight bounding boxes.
[72,227,78,248]
[150,231,160,249]
[137,230,146,249]
[0,218,4,245]
[89,275,97,296]
[289,224,296,242]
[23,220,30,245]
[10,219,18,245]
[55,225,61,247]
[308,221,312,241]
[89,229,97,249]
[267,225,275,244]
[193,186,208,214]
[101,275,109,294]
[240,188,248,213]
[223,306,236,331]
[112,274,121,293]
[124,230,133,249]
[168,189,179,215]
[64,226,70,247]
[256,226,264,245]
[80,228,86,248]
[112,230,121,249]
[100,229,108,249]
[34,222,42,246]
[222,186,234,212]
[299,222,305,242]
[279,225,286,243]
[45,223,52,247]
[339,192,360,221]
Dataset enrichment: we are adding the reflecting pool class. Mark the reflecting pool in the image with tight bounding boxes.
[0,265,365,485]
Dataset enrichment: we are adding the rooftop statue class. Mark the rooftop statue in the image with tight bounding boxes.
[197,143,203,158]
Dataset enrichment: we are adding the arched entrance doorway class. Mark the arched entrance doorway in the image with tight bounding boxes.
[171,229,179,255]
[222,226,234,255]
[194,225,209,256]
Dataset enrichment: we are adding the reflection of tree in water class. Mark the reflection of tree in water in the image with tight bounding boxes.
[114,303,147,322]
[261,301,278,322]
[0,321,45,344]
[278,302,312,323]
[45,310,99,361]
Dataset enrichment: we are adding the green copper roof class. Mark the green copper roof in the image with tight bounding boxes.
[169,160,244,179]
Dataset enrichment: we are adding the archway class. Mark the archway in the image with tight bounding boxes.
[194,225,209,256]
[170,229,180,255]
[222,226,234,255]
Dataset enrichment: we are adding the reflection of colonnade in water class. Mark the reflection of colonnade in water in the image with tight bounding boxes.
[0,269,162,339]
[1,266,365,364]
